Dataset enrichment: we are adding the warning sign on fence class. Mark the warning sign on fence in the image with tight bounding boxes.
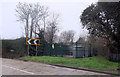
[52,44,54,49]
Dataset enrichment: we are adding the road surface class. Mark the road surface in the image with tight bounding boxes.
[2,58,107,75]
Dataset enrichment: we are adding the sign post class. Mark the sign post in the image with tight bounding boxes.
[26,38,40,56]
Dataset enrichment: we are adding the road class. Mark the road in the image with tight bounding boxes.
[2,58,107,75]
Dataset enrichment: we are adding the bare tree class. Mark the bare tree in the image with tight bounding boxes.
[44,13,60,43]
[77,37,86,44]
[16,2,30,38]
[59,30,75,43]
[16,2,48,38]
[16,2,49,56]
[16,3,61,44]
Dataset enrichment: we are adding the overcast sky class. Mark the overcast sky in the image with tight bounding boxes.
[0,0,98,41]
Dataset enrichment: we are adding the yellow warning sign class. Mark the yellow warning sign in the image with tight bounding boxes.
[52,44,54,49]
[26,38,40,45]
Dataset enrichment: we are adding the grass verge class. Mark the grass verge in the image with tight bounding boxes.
[20,56,119,74]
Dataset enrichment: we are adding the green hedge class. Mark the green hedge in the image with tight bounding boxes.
[2,37,27,56]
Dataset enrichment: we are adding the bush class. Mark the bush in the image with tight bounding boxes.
[2,37,27,58]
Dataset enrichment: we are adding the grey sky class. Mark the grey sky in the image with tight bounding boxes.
[1,0,97,41]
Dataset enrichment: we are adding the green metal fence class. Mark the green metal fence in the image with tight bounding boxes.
[29,42,94,58]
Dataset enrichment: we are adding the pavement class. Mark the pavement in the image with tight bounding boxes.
[2,58,107,75]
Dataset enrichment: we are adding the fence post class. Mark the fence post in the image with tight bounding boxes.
[61,43,63,57]
[27,45,29,56]
[35,45,37,56]
[55,43,57,57]
[84,47,85,57]
[90,44,92,57]
[76,42,77,58]
[50,43,52,56]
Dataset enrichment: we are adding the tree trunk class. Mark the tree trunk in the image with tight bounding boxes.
[30,19,33,38]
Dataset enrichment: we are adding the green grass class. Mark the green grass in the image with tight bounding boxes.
[20,56,119,73]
